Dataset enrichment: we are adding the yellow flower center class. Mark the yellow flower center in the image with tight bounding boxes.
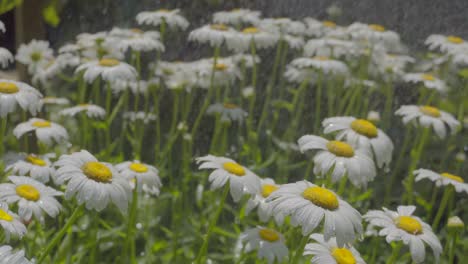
[421,73,435,81]
[26,155,47,166]
[210,24,229,31]
[99,58,120,67]
[82,161,113,182]
[441,172,464,183]
[261,184,279,198]
[242,27,260,34]
[158,9,170,13]
[0,209,13,222]
[129,163,148,173]
[326,141,355,158]
[215,63,228,71]
[351,119,378,138]
[223,103,238,109]
[447,35,464,44]
[331,248,356,264]
[313,56,330,61]
[419,106,441,118]
[30,52,42,62]
[0,82,19,94]
[32,121,52,128]
[222,162,246,176]
[369,24,385,32]
[322,20,337,28]
[396,216,423,235]
[302,186,339,210]
[131,28,144,34]
[16,184,41,201]
[258,228,280,242]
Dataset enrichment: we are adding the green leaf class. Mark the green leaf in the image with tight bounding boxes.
[42,2,60,27]
[0,0,23,15]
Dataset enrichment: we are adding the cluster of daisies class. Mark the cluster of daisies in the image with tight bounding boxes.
[0,6,466,264]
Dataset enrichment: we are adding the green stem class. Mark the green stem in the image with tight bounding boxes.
[89,211,99,264]
[432,187,452,230]
[291,235,309,264]
[383,78,394,129]
[37,205,84,264]
[190,46,220,139]
[448,231,458,264]
[257,38,284,132]
[386,243,402,264]
[169,90,181,136]
[384,128,412,205]
[314,71,324,132]
[194,183,230,264]
[0,117,7,157]
[246,41,257,131]
[405,127,430,204]
[126,185,139,264]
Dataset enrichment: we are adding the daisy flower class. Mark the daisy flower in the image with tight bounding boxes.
[425,34,468,53]
[298,135,376,188]
[303,18,342,38]
[364,112,379,124]
[213,9,260,26]
[364,205,442,263]
[240,226,288,264]
[123,111,157,124]
[347,23,402,52]
[188,24,236,47]
[5,153,55,183]
[0,203,27,241]
[447,216,464,229]
[196,59,241,89]
[245,178,283,223]
[32,53,81,85]
[0,47,14,68]
[195,155,260,202]
[289,56,349,75]
[322,116,394,169]
[226,26,279,52]
[15,40,54,74]
[0,176,62,223]
[206,103,247,123]
[112,80,152,95]
[282,35,305,50]
[81,41,125,60]
[414,168,468,194]
[303,38,360,59]
[230,53,261,68]
[266,181,362,246]
[0,80,43,117]
[0,245,33,264]
[370,52,415,77]
[54,150,131,213]
[304,233,366,264]
[76,31,108,48]
[13,118,68,146]
[41,97,70,106]
[259,18,306,36]
[75,58,137,83]
[136,9,189,30]
[116,161,162,196]
[107,27,165,53]
[59,104,106,119]
[395,105,460,138]
[403,73,447,93]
